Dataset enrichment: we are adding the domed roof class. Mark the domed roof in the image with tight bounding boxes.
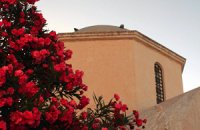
[76,25,129,33]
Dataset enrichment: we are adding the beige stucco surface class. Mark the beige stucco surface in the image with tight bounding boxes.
[59,28,185,111]
[133,38,184,110]
[63,39,137,109]
[141,87,200,130]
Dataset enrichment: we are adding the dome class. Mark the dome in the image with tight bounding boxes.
[76,25,129,33]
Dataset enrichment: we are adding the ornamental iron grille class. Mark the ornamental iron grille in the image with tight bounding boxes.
[154,63,165,104]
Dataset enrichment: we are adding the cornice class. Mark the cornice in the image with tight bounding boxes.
[58,31,136,41]
[58,31,186,71]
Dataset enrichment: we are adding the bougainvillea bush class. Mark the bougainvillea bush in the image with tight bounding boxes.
[0,0,146,129]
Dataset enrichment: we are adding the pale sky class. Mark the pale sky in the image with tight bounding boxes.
[37,0,200,92]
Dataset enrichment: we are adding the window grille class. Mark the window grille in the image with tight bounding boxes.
[154,63,165,104]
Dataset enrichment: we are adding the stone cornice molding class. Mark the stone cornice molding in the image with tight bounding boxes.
[58,31,186,71]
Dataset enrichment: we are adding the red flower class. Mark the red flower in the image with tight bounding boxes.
[54,63,66,72]
[11,28,25,36]
[6,97,13,106]
[20,12,25,17]
[143,119,147,123]
[81,112,87,119]
[25,69,33,75]
[18,74,28,85]
[0,98,6,107]
[69,100,77,108]
[11,28,18,35]
[9,41,19,50]
[34,20,41,26]
[7,54,18,65]
[10,111,23,125]
[7,87,14,95]
[18,28,25,36]
[19,18,26,24]
[23,111,34,124]
[133,110,139,119]
[44,37,51,46]
[0,68,6,87]
[2,32,8,37]
[59,109,74,124]
[66,83,73,90]
[38,95,44,105]
[0,121,6,130]
[16,39,26,49]
[45,106,61,124]
[32,107,42,121]
[75,70,84,78]
[7,64,13,74]
[31,26,39,35]
[10,108,41,128]
[31,49,50,63]
[136,119,143,127]
[24,34,33,42]
[114,102,122,110]
[64,49,72,60]
[33,37,38,42]
[18,82,39,98]
[114,93,120,101]
[38,37,44,46]
[32,50,40,59]
[60,98,68,107]
[51,97,57,103]
[0,21,3,27]
[14,70,24,77]
[49,31,56,37]
[121,104,128,112]
[40,49,50,57]
[81,84,88,91]
[3,20,11,28]
[79,96,89,109]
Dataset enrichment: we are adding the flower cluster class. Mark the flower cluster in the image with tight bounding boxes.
[10,108,41,129]
[0,0,146,130]
[132,110,147,128]
[77,94,146,130]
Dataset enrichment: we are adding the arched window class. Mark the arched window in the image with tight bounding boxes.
[154,63,165,104]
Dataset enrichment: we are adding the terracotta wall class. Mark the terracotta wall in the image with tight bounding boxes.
[64,39,138,109]
[61,34,184,111]
[132,38,183,110]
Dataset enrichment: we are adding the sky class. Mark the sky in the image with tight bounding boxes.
[36,0,200,92]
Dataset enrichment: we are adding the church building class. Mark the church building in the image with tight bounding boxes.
[58,25,186,110]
